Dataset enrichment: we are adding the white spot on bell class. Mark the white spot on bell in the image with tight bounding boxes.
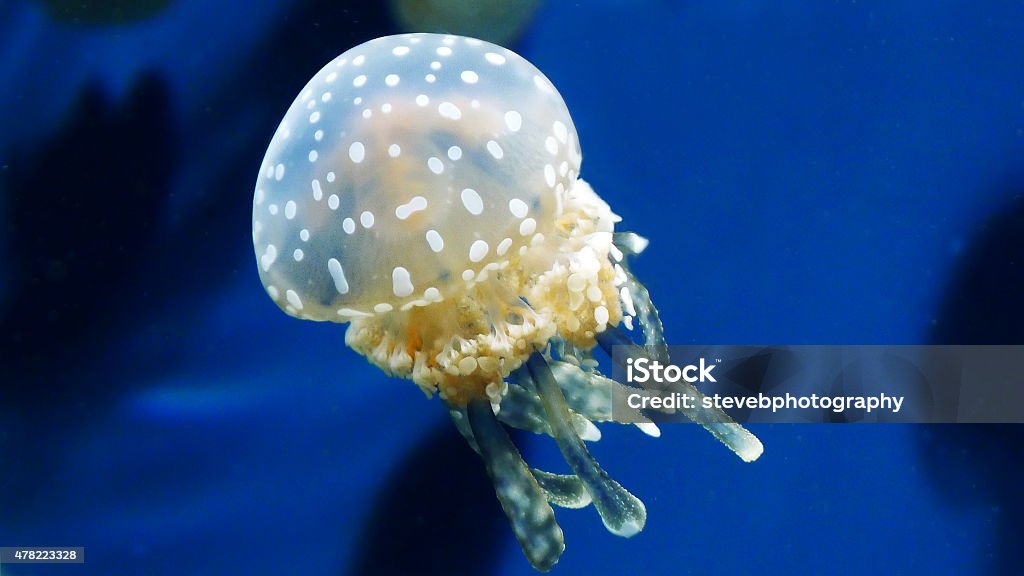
[392,267,414,297]
[349,141,365,163]
[328,258,349,294]
[504,110,522,132]
[427,157,444,174]
[260,244,277,271]
[545,136,558,155]
[509,198,528,218]
[553,121,568,143]
[286,289,304,310]
[519,218,537,236]
[469,240,489,263]
[426,230,444,253]
[438,102,462,120]
[461,188,484,215]
[395,196,428,220]
[486,140,504,159]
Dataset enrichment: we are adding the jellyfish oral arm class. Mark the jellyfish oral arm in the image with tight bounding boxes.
[597,328,765,463]
[600,234,764,463]
[465,399,564,572]
[525,355,647,537]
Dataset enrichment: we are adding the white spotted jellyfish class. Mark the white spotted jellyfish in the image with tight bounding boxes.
[252,33,763,571]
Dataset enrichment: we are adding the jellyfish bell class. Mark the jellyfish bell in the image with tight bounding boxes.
[253,33,762,571]
[253,33,604,402]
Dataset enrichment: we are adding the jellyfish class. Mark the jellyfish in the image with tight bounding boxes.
[252,33,763,571]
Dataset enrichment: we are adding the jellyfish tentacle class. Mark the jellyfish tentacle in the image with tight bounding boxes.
[531,469,593,509]
[452,405,594,508]
[553,364,662,436]
[547,360,651,425]
[465,398,565,572]
[499,381,601,441]
[597,329,764,463]
[524,354,647,538]
[448,407,480,453]
[496,382,549,433]
[628,274,667,357]
[547,360,612,419]
[552,338,599,370]
[595,326,640,365]
[622,269,669,360]
[613,231,669,361]
[613,232,650,257]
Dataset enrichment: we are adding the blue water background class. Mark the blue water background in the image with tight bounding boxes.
[1,1,1021,574]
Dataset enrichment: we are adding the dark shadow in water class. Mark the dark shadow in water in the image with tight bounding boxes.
[349,422,510,576]
[924,185,1024,576]
[0,75,175,519]
[1,74,172,379]
[0,0,398,383]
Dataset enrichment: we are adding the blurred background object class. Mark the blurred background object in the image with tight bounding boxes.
[390,0,542,46]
